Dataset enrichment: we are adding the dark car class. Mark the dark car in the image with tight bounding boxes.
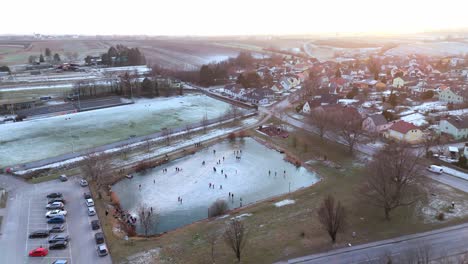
[47,215,65,224]
[83,192,92,199]
[48,197,66,204]
[29,230,50,238]
[95,232,105,244]
[91,220,100,230]
[48,234,70,244]
[49,225,65,233]
[49,241,68,250]
[46,192,63,198]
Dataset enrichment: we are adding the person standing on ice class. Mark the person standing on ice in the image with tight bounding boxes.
[202,161,205,165]
[213,149,216,154]
[225,174,227,179]
[220,185,222,189]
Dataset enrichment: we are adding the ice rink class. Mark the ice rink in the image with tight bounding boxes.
[112,138,319,234]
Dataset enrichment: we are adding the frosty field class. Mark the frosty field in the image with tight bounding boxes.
[112,138,319,234]
[0,94,231,167]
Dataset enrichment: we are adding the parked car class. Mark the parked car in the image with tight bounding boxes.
[46,192,63,198]
[48,197,66,204]
[95,232,105,244]
[85,198,94,207]
[97,244,108,256]
[88,207,96,216]
[52,260,68,264]
[46,202,64,210]
[83,192,92,199]
[59,175,68,182]
[29,247,48,257]
[80,179,88,187]
[49,225,65,233]
[91,220,100,230]
[49,241,68,250]
[29,230,50,238]
[47,215,65,224]
[46,209,67,218]
[48,234,70,243]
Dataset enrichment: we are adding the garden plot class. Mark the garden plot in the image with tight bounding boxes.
[112,138,319,234]
[0,94,230,167]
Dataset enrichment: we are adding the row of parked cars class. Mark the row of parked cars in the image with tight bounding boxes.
[28,187,108,261]
[28,192,70,260]
[84,191,109,257]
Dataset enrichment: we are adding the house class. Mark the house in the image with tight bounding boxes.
[439,116,468,139]
[392,77,405,88]
[438,88,464,104]
[362,114,391,133]
[302,94,340,113]
[385,120,423,144]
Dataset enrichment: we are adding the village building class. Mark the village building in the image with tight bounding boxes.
[362,114,391,133]
[439,115,468,139]
[438,87,464,104]
[385,120,423,144]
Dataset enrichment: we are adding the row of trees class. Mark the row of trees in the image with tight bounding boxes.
[100,45,146,67]
[28,47,62,64]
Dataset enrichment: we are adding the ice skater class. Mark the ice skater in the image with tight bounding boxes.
[225,174,227,179]
[209,183,212,188]
[153,179,155,184]
[269,170,271,175]
[221,169,223,174]
[220,185,222,189]
[213,149,216,154]
[223,156,225,161]
[139,184,141,190]
[202,161,205,165]
[213,167,217,172]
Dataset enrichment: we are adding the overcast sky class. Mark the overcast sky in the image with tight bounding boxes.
[3,0,468,36]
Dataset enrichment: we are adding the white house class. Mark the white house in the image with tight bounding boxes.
[439,88,464,104]
[362,114,391,133]
[392,77,405,88]
[439,116,468,139]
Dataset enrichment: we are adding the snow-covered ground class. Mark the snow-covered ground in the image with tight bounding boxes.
[112,138,319,234]
[385,42,468,57]
[274,199,295,207]
[400,113,428,126]
[0,94,231,167]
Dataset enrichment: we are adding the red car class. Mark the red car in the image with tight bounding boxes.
[29,247,48,257]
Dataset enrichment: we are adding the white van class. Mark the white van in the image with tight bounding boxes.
[428,165,444,174]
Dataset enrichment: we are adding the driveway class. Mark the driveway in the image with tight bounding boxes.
[0,175,112,264]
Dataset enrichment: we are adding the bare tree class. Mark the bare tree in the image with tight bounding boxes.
[317,194,346,243]
[225,105,240,120]
[120,144,132,160]
[138,204,158,237]
[206,230,220,264]
[161,128,172,146]
[223,219,247,262]
[360,144,424,220]
[201,113,209,133]
[81,153,112,198]
[184,124,192,139]
[208,199,229,218]
[144,138,153,153]
[332,114,364,153]
[422,132,440,157]
[306,110,332,140]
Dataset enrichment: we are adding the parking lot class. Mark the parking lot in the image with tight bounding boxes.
[0,175,112,264]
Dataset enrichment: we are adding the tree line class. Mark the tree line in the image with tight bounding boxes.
[28,47,62,64]
[98,45,146,67]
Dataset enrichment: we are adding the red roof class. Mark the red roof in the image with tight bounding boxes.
[330,77,346,86]
[389,120,418,134]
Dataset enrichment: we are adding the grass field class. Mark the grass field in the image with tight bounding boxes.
[92,118,468,264]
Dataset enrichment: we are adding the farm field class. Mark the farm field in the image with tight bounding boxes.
[0,94,231,167]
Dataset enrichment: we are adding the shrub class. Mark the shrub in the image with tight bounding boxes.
[228,132,236,141]
[237,130,248,138]
[208,199,229,217]
[436,212,445,221]
[135,161,152,172]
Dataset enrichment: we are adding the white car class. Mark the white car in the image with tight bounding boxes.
[46,209,67,218]
[88,207,96,216]
[80,179,88,187]
[85,198,94,207]
[46,202,65,210]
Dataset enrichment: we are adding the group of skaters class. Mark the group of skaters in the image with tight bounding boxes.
[177,196,183,204]
[194,142,202,147]
[268,169,287,178]
[208,182,222,189]
[114,207,137,227]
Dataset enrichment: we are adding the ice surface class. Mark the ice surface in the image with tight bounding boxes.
[112,138,319,234]
[0,94,231,167]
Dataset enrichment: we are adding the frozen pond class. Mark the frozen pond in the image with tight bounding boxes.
[0,94,230,167]
[112,138,319,234]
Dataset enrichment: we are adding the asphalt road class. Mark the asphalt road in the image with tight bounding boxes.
[278,223,468,264]
[0,174,112,264]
